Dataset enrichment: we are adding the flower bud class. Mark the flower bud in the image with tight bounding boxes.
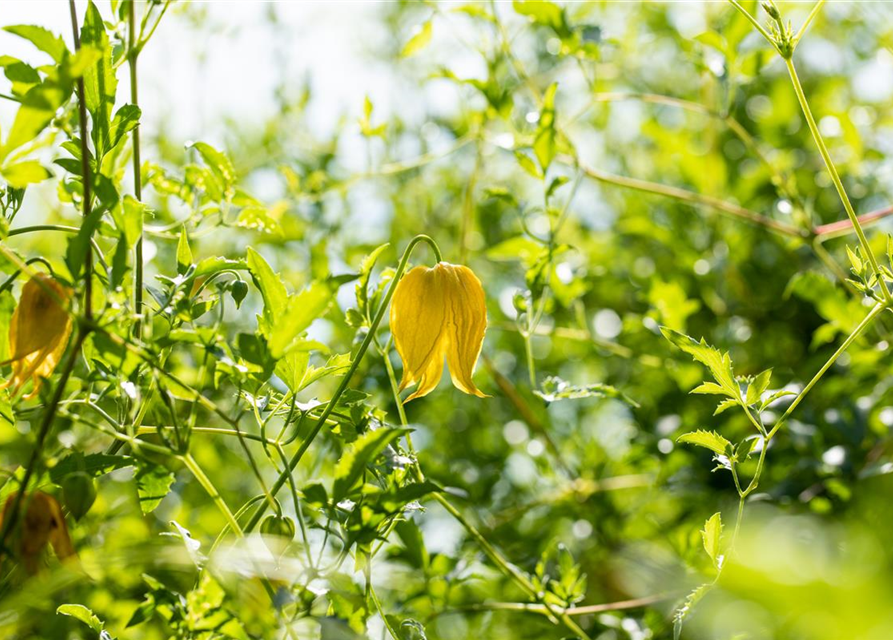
[230,279,249,308]
[62,472,97,521]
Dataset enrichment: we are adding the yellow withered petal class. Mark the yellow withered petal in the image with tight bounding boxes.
[1,492,77,574]
[390,261,488,402]
[2,275,73,399]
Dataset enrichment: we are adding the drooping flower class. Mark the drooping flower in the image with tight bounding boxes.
[2,274,73,399]
[1,492,77,574]
[389,261,488,402]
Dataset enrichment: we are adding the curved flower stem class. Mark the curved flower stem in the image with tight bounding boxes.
[783,57,891,301]
[241,234,442,534]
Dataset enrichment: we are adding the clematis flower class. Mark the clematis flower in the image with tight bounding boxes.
[1,274,73,399]
[389,262,488,402]
[1,492,77,574]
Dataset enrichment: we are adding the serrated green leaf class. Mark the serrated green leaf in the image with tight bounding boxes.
[56,604,104,633]
[846,245,863,274]
[701,512,723,565]
[135,460,175,514]
[49,453,133,483]
[674,583,712,640]
[691,382,727,395]
[746,368,772,405]
[108,103,141,151]
[714,398,738,415]
[661,327,739,399]
[333,428,410,502]
[677,430,732,456]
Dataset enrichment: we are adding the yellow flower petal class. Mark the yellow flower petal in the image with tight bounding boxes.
[390,261,488,402]
[2,275,73,398]
[442,264,488,398]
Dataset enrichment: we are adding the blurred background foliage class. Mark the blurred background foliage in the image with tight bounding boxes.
[3,1,893,639]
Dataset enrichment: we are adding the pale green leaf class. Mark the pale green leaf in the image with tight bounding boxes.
[56,604,103,633]
[4,25,67,63]
[177,228,193,275]
[1,160,51,187]
[401,20,433,57]
[246,247,288,336]
[746,368,772,405]
[677,430,732,456]
[701,512,723,565]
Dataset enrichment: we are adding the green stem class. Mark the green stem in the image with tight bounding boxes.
[181,453,243,538]
[794,0,827,45]
[576,161,805,238]
[129,0,145,338]
[69,0,93,321]
[727,0,782,54]
[242,235,442,534]
[784,57,891,301]
[768,301,885,439]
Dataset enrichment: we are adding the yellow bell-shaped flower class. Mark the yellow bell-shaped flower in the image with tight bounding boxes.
[389,262,488,402]
[2,274,73,399]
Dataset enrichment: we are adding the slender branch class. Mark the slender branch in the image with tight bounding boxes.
[575,160,805,238]
[434,593,669,619]
[814,205,893,239]
[784,57,891,300]
[727,0,782,54]
[180,453,243,538]
[129,0,145,338]
[69,0,93,321]
[794,0,827,45]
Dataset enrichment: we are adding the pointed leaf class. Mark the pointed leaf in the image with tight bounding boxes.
[677,430,731,456]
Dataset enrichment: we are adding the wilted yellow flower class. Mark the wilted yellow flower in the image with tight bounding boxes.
[1,491,77,574]
[2,274,73,399]
[390,262,488,402]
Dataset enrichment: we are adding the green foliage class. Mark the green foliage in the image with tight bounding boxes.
[2,2,893,640]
